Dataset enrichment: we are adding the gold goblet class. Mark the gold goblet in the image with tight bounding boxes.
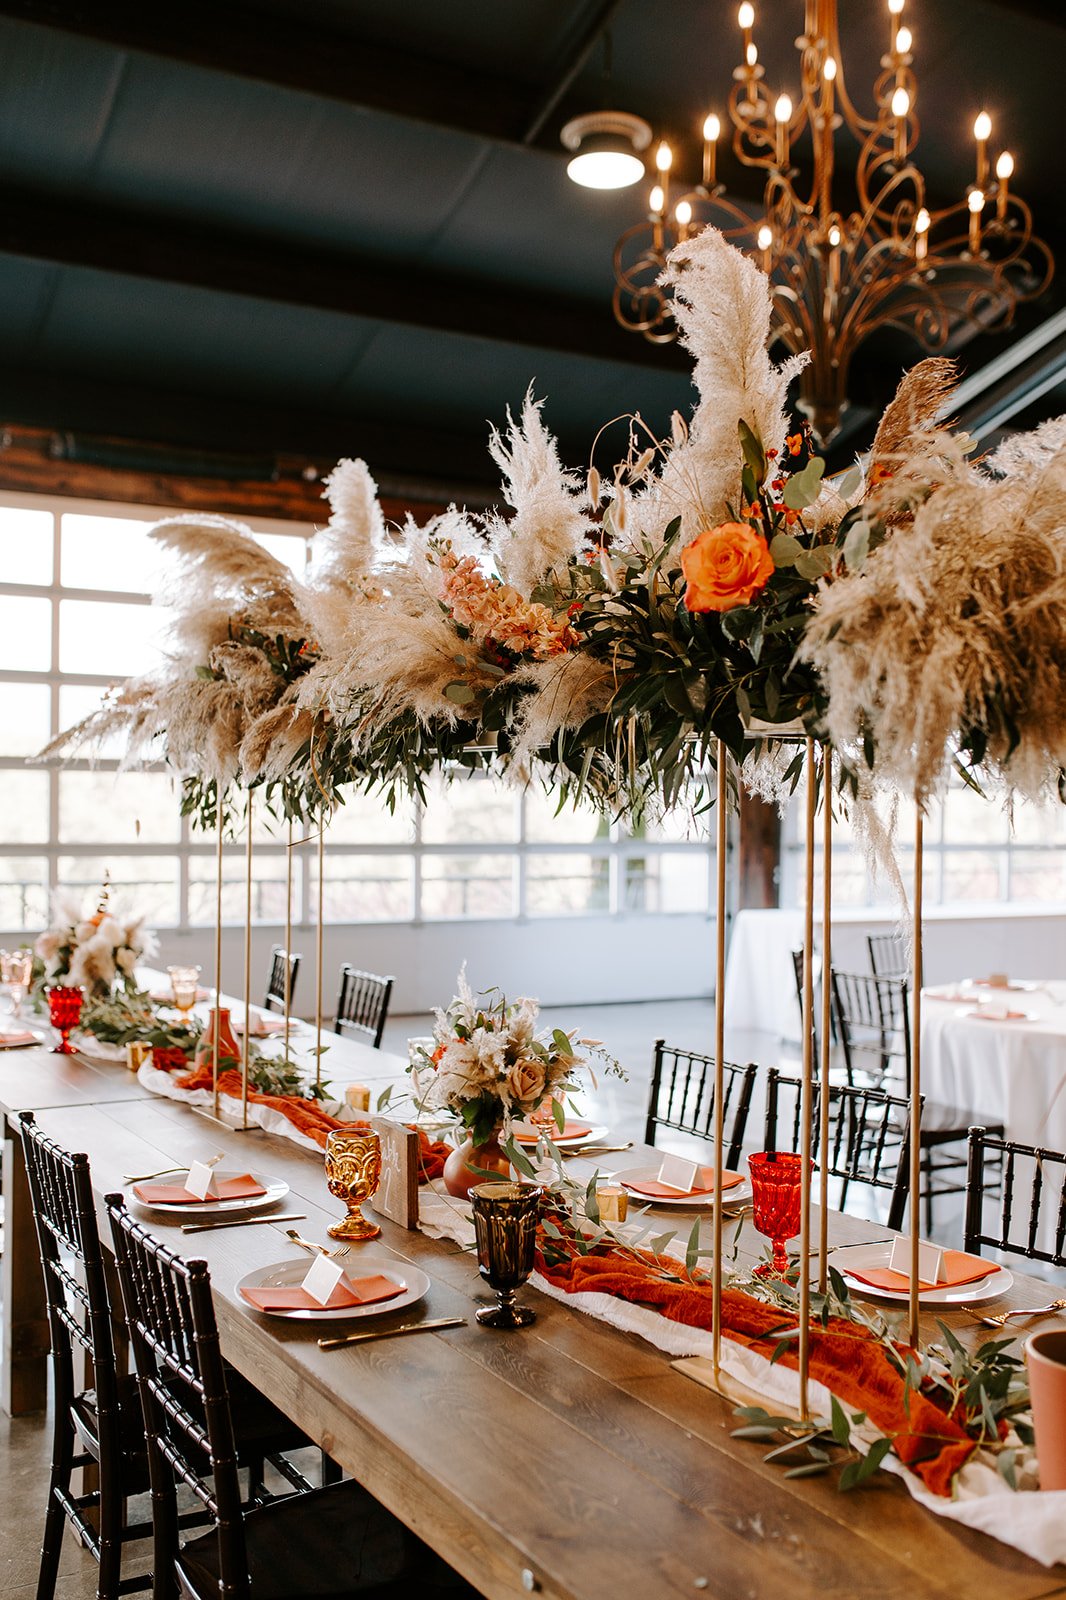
[167,963,201,1020]
[324,1129,382,1241]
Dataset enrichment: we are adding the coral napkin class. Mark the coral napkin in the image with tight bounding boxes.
[0,1030,37,1048]
[133,1173,267,1205]
[240,1274,403,1312]
[514,1120,593,1144]
[845,1249,993,1294]
[623,1167,744,1199]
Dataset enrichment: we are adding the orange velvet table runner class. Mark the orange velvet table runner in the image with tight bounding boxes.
[536,1235,977,1497]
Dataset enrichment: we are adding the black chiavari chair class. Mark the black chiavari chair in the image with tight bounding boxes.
[830,968,1003,1231]
[334,966,394,1049]
[19,1110,152,1600]
[964,1128,1066,1270]
[264,945,301,1014]
[644,1041,757,1171]
[762,1068,914,1230]
[866,932,908,979]
[105,1196,476,1600]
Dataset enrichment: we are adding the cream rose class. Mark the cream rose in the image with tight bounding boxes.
[505,1055,548,1111]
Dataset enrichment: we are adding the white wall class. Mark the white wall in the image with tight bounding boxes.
[152,912,717,1017]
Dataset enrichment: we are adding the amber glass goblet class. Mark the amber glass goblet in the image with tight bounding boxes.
[748,1152,809,1279]
[47,985,85,1055]
[1,949,33,1019]
[167,963,201,1020]
[470,1181,544,1329]
[324,1129,382,1241]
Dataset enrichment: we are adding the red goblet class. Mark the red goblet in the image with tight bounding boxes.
[748,1152,809,1279]
[47,985,84,1054]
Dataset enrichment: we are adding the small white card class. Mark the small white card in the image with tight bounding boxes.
[656,1153,700,1193]
[889,1235,943,1283]
[184,1155,224,1200]
[301,1253,346,1306]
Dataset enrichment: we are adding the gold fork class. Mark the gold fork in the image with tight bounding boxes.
[285,1228,351,1260]
[965,1297,1066,1327]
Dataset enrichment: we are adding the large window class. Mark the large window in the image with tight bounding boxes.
[0,493,713,931]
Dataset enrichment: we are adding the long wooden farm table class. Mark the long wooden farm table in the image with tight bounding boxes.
[5,1035,1066,1598]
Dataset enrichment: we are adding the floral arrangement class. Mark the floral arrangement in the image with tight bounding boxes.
[408,968,620,1148]
[34,881,158,1000]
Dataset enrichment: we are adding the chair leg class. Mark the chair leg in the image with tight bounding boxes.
[923,1145,934,1237]
[36,1415,75,1600]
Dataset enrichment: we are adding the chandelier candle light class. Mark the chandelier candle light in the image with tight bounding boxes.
[603,0,1053,443]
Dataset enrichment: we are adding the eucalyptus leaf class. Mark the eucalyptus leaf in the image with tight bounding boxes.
[769,532,803,568]
[842,516,870,573]
[783,457,825,510]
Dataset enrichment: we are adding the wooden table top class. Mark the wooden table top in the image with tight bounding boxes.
[12,1084,1066,1600]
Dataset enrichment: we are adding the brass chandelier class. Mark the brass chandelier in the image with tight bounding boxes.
[608,0,1054,445]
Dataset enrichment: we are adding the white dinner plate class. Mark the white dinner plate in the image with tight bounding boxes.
[827,1242,1013,1305]
[511,1122,610,1149]
[616,1166,752,1209]
[126,1169,289,1219]
[235,1256,430,1321]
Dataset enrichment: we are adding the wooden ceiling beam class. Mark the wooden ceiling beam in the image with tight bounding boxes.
[0,182,689,374]
[0,0,535,144]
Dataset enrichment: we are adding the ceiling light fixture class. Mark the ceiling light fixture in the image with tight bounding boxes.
[561,109,652,189]
[606,0,1053,445]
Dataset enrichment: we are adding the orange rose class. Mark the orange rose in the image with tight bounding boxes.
[681,521,775,613]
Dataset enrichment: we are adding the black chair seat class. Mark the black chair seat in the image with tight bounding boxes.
[72,1373,150,1487]
[225,1366,311,1458]
[178,1481,475,1600]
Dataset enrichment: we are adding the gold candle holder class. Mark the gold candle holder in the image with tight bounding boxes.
[325,1129,382,1241]
[597,1185,628,1223]
[125,1040,152,1073]
[470,1181,543,1329]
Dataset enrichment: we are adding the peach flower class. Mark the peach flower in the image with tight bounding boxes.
[681,521,775,613]
[505,1056,547,1111]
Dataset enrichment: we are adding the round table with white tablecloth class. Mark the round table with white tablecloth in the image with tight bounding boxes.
[921,983,1066,1152]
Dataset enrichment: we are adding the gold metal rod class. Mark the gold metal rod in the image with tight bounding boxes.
[284,816,293,1060]
[213,799,223,1122]
[818,747,833,1295]
[315,819,325,1088]
[798,737,817,1421]
[711,741,728,1388]
[909,807,924,1348]
[242,792,253,1130]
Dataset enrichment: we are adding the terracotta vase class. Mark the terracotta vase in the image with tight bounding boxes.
[193,1006,241,1072]
[442,1125,511,1199]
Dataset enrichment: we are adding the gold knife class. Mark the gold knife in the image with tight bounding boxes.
[180,1213,307,1234]
[318,1317,465,1350]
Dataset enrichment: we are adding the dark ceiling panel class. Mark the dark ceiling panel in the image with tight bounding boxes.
[0,256,61,358]
[0,18,124,184]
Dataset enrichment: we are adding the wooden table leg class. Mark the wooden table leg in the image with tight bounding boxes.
[2,1131,50,1414]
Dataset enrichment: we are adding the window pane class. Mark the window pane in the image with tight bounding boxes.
[422,854,515,918]
[326,789,415,845]
[60,514,164,594]
[624,851,709,912]
[2,772,50,841]
[57,855,178,927]
[0,856,48,930]
[422,775,518,844]
[1010,851,1066,901]
[1010,801,1066,847]
[941,786,1010,846]
[526,853,610,915]
[59,598,170,676]
[312,853,413,921]
[0,682,51,755]
[524,791,610,844]
[58,686,132,760]
[0,505,52,585]
[0,595,51,670]
[942,850,1004,901]
[188,851,296,925]
[59,771,180,843]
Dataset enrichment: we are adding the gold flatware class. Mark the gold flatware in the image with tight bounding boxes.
[318,1317,465,1350]
[965,1297,1066,1327]
[285,1228,335,1256]
[562,1142,634,1156]
[124,1166,187,1183]
[180,1213,306,1235]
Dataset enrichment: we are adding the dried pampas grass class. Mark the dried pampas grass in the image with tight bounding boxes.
[803,433,1066,802]
[484,390,593,591]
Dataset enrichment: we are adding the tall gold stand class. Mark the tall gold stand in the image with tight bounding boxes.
[818,749,833,1294]
[212,806,223,1122]
[711,741,728,1388]
[909,809,925,1347]
[315,819,325,1088]
[284,817,294,1060]
[241,793,253,1129]
[797,739,816,1420]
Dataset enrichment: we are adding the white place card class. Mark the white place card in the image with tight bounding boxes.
[301,1253,346,1306]
[889,1235,943,1283]
[656,1153,701,1193]
[184,1154,224,1200]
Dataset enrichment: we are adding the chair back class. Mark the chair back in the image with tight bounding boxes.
[334,966,394,1048]
[644,1041,757,1172]
[264,946,300,1014]
[18,1111,120,1437]
[964,1128,1066,1268]
[106,1195,250,1600]
[830,968,910,1090]
[763,1068,915,1230]
[866,932,908,978]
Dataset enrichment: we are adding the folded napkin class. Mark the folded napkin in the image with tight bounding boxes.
[623,1167,744,1199]
[133,1173,267,1205]
[845,1249,992,1294]
[240,1273,403,1312]
[971,1007,1029,1022]
[514,1119,592,1145]
[0,1029,37,1048]
[233,1016,286,1037]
